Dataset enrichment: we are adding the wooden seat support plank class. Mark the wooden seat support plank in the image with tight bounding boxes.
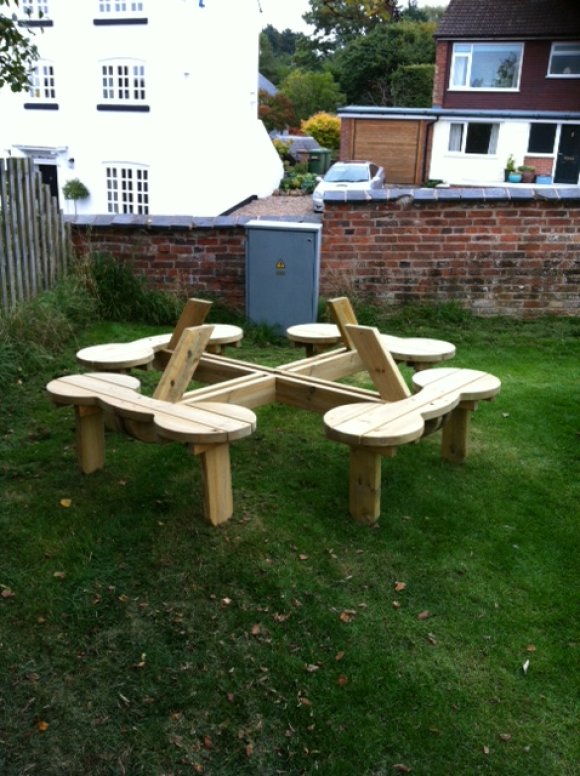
[346,324,411,402]
[153,325,214,402]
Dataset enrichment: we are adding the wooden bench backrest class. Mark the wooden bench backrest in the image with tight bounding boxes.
[345,324,411,402]
[327,297,358,350]
[154,325,214,402]
[167,298,213,351]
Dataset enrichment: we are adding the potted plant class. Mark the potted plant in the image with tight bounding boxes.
[517,165,536,183]
[504,154,517,181]
[62,178,90,214]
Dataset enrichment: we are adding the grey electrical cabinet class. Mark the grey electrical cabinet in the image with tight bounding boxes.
[245,220,323,332]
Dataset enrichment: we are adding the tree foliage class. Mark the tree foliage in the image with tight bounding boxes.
[391,63,435,107]
[0,0,39,92]
[280,69,345,123]
[304,0,401,46]
[259,25,308,85]
[258,90,297,132]
[331,20,436,104]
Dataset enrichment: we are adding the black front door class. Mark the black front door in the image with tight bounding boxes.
[554,125,580,184]
[38,163,59,200]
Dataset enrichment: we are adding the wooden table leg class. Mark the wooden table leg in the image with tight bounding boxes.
[349,446,383,525]
[75,405,105,473]
[441,402,476,463]
[194,443,234,526]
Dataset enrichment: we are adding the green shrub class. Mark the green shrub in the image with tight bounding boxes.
[89,253,181,325]
[301,112,341,152]
[0,268,97,383]
[279,170,318,194]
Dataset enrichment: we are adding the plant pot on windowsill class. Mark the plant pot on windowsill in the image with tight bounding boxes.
[517,165,536,183]
[508,173,523,183]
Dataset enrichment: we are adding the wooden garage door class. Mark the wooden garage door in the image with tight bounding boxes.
[351,120,424,185]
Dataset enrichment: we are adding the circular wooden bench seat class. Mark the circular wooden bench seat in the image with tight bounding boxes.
[47,373,256,445]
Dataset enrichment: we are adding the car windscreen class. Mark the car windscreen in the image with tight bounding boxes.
[324,165,370,183]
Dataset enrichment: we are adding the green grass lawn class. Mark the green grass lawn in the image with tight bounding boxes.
[1,313,578,775]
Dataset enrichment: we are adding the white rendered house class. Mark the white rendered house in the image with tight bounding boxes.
[0,0,283,217]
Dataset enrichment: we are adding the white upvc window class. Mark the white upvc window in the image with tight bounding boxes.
[548,42,580,77]
[98,2,144,13]
[106,165,149,214]
[29,62,56,100]
[101,60,146,102]
[450,43,523,90]
[23,1,49,17]
[448,122,500,155]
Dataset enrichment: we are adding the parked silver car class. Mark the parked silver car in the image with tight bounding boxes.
[312,160,385,212]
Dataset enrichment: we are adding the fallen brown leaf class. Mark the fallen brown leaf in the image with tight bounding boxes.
[251,623,261,636]
[339,610,357,623]
[1,587,15,599]
[53,571,66,579]
[203,735,213,750]
[499,733,512,742]
[394,581,407,592]
[335,650,345,661]
[393,764,412,773]
[417,610,431,620]
[36,720,49,732]
[59,498,72,508]
[337,674,349,686]
[298,554,309,561]
[526,644,537,652]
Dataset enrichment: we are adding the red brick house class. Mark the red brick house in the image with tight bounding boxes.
[339,0,580,186]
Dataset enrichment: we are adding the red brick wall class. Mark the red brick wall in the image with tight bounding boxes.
[319,197,579,317]
[71,193,580,318]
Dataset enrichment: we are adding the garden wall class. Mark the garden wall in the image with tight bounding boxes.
[70,188,580,318]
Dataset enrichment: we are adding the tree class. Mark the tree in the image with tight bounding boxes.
[258,90,297,132]
[280,69,345,123]
[304,0,401,47]
[331,20,436,104]
[0,0,39,92]
[259,25,310,85]
[391,63,435,107]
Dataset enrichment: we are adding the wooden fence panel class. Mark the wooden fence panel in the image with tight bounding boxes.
[0,157,71,312]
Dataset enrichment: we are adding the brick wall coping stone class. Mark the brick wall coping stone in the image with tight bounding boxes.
[66,186,580,231]
[65,213,321,229]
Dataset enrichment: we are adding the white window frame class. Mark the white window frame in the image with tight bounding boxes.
[447,122,500,156]
[101,60,146,103]
[450,42,523,91]
[548,42,580,77]
[22,1,49,17]
[106,164,149,215]
[29,61,56,101]
[97,2,144,14]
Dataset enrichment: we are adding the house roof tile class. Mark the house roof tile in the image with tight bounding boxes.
[436,0,580,39]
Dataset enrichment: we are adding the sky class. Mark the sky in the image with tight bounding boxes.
[258,0,449,34]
